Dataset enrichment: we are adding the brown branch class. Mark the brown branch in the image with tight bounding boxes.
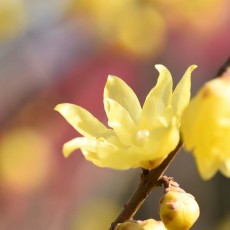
[215,56,230,77]
[109,140,182,230]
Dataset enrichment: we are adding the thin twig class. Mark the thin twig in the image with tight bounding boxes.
[215,56,230,77]
[109,140,182,230]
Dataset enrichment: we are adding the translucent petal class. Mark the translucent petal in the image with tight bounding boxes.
[55,103,112,138]
[84,147,144,170]
[83,149,104,167]
[139,65,173,129]
[171,65,197,118]
[104,75,141,123]
[69,140,144,170]
[142,123,180,160]
[181,98,199,151]
[63,137,93,157]
[104,98,136,145]
[63,136,116,158]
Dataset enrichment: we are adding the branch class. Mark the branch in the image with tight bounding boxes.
[109,140,182,230]
[215,56,230,77]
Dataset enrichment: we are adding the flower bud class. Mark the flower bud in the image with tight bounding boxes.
[115,219,166,230]
[139,219,166,230]
[159,189,200,230]
[115,221,143,230]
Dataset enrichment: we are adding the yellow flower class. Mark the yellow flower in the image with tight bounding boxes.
[55,65,196,170]
[181,74,230,179]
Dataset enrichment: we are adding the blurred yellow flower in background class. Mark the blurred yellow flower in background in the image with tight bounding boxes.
[71,198,120,230]
[55,65,196,170]
[0,0,27,41]
[0,128,53,193]
[156,0,228,33]
[68,0,166,56]
[67,0,229,56]
[117,5,165,56]
[181,73,230,180]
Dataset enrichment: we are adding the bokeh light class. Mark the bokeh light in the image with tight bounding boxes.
[0,128,53,193]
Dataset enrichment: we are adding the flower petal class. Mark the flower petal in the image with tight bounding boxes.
[171,65,197,118]
[63,136,116,158]
[139,65,173,129]
[104,98,136,145]
[142,122,180,160]
[194,150,219,180]
[84,148,142,170]
[181,98,199,151]
[104,75,142,123]
[63,137,94,157]
[220,159,230,177]
[55,103,112,138]
[64,137,143,169]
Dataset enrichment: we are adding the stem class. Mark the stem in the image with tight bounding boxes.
[215,56,230,77]
[109,140,182,230]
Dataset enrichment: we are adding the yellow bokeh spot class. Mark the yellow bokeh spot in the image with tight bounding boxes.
[155,0,227,34]
[0,128,53,192]
[71,198,120,230]
[67,0,166,56]
[117,5,166,56]
[0,0,27,40]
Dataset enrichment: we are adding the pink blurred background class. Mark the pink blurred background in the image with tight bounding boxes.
[0,1,230,229]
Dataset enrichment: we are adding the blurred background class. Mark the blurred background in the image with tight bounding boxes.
[0,0,230,229]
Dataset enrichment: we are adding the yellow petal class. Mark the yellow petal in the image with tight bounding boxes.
[64,137,144,170]
[63,136,116,158]
[104,75,141,123]
[63,137,96,157]
[194,150,219,180]
[171,65,197,118]
[104,98,136,145]
[55,103,112,138]
[181,98,200,151]
[142,123,180,160]
[139,65,173,129]
[83,146,144,170]
[220,160,230,178]
[84,151,138,170]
